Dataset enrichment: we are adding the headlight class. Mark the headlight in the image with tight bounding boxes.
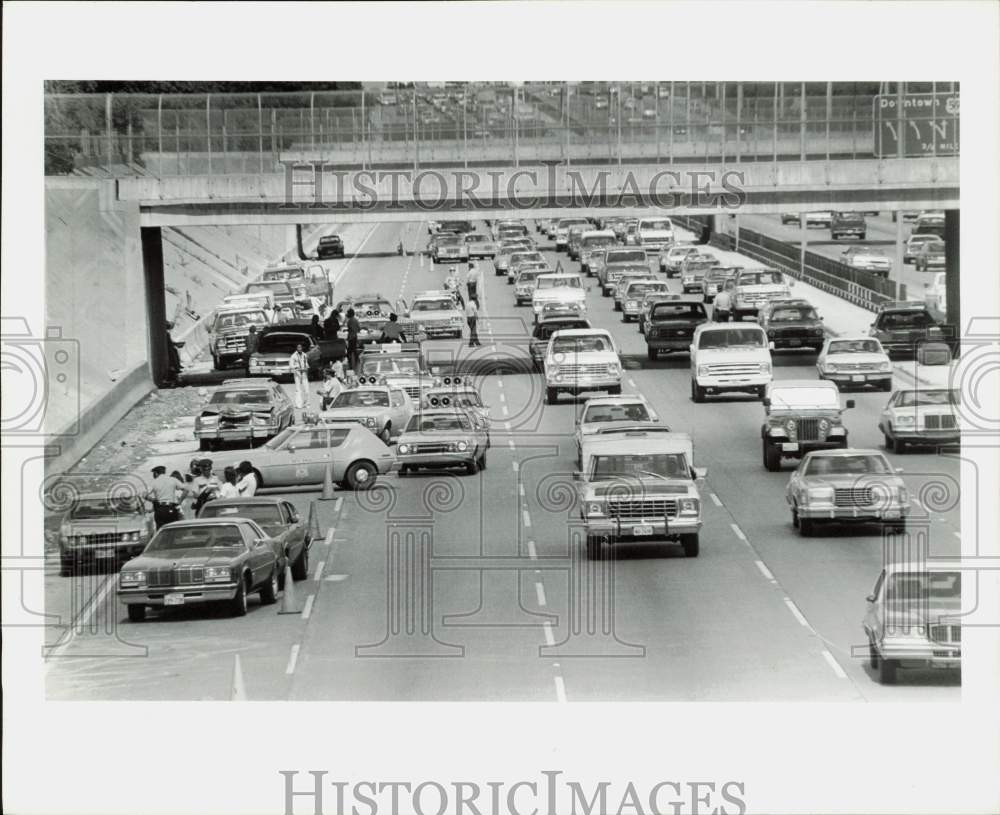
[760,362,772,375]
[818,418,830,432]
[697,365,710,377]
[548,364,560,376]
[627,301,638,308]
[678,498,700,515]
[366,417,376,427]
[585,502,605,517]
[456,441,469,452]
[398,443,410,454]
[250,358,261,368]
[119,571,147,587]
[767,329,776,337]
[825,363,839,373]
[807,486,834,503]
[895,415,915,427]
[252,414,271,426]
[607,361,622,375]
[204,566,232,583]
[785,418,796,433]
[878,361,891,372]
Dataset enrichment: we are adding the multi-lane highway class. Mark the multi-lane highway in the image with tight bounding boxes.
[44,219,961,702]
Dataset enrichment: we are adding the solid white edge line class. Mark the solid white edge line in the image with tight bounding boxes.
[44,573,118,663]
[313,560,325,582]
[730,523,747,541]
[783,597,811,628]
[543,622,556,646]
[301,594,316,620]
[755,560,776,582]
[710,493,723,507]
[527,540,538,560]
[821,649,848,679]
[522,510,532,528]
[285,643,301,675]
[519,484,526,496]
[535,582,547,607]
[554,675,567,703]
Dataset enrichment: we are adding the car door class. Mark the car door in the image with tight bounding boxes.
[281,501,305,564]
[863,570,886,640]
[242,522,272,588]
[267,427,331,486]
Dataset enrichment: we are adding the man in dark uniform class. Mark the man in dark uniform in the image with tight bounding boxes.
[379,313,408,344]
[146,466,189,529]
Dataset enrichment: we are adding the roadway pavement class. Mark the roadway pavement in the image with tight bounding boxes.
[44,219,961,701]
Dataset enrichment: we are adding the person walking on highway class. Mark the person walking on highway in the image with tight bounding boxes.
[310,314,325,340]
[465,297,482,348]
[466,261,481,307]
[323,305,340,339]
[289,343,310,409]
[445,267,465,308]
[345,307,361,372]
[236,461,258,497]
[317,369,342,410]
[712,284,733,322]
[146,465,189,529]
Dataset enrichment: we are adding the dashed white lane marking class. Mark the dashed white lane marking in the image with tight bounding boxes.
[627,378,637,388]
[499,393,506,404]
[821,649,849,679]
[502,404,509,417]
[512,461,519,472]
[323,527,335,547]
[535,582,548,607]
[522,510,532,528]
[783,597,811,629]
[313,560,326,582]
[301,594,316,620]
[543,622,556,646]
[285,644,301,675]
[709,493,723,507]
[953,531,961,539]
[519,483,526,497]
[554,676,567,703]
[527,540,538,560]
[730,523,747,541]
[497,379,504,389]
[755,560,776,583]
[508,439,516,450]
[333,497,343,513]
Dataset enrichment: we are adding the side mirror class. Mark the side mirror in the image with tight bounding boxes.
[254,538,268,548]
[287,444,297,454]
[895,467,904,474]
[865,594,876,604]
[762,397,771,407]
[693,466,708,480]
[845,399,856,409]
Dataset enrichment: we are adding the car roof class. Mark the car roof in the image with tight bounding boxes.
[221,378,273,388]
[582,430,692,452]
[203,496,284,508]
[157,518,256,529]
[582,394,648,406]
[551,328,613,338]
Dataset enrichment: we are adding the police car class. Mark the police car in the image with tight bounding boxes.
[311,381,414,445]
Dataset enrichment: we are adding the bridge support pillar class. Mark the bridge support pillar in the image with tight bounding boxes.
[140,226,168,385]
[944,210,960,349]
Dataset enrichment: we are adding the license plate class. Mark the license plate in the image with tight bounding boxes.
[788,339,802,346]
[883,510,901,520]
[95,548,115,559]
[851,374,865,382]
[632,524,653,536]
[781,442,799,452]
[164,593,185,606]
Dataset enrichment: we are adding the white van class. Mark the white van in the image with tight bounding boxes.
[636,217,674,250]
[544,329,622,405]
[690,323,772,402]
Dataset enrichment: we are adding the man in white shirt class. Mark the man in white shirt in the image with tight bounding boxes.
[318,369,342,410]
[236,461,258,496]
[289,343,310,409]
[465,298,482,348]
[713,283,733,322]
[466,261,481,306]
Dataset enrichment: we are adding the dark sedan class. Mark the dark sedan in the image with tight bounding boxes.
[117,519,281,621]
[316,234,345,259]
[759,303,826,351]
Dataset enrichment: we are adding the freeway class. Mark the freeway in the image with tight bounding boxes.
[44,219,961,702]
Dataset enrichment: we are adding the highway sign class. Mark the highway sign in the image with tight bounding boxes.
[874,92,960,157]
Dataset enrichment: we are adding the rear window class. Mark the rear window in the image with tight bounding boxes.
[737,271,785,286]
[607,250,647,264]
[639,219,672,231]
[214,312,266,330]
[551,335,612,354]
[697,327,766,349]
[877,311,935,330]
[210,389,272,405]
[770,307,818,321]
[536,320,589,339]
[651,303,706,320]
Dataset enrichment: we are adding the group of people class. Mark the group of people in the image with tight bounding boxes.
[146,459,260,529]
[444,261,483,347]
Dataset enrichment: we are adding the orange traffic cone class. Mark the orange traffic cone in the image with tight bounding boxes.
[230,653,247,700]
[320,462,335,501]
[277,566,302,615]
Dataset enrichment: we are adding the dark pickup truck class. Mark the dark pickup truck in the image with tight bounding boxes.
[248,322,346,379]
[644,298,709,360]
[316,235,345,259]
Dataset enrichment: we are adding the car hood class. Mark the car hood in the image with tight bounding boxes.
[768,319,823,330]
[201,402,273,417]
[64,521,147,534]
[736,284,790,295]
[125,549,246,569]
[410,309,461,321]
[695,347,768,362]
[768,407,842,418]
[800,475,904,489]
[398,432,474,444]
[585,480,693,498]
[534,289,585,301]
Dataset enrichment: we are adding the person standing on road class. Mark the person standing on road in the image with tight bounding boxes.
[379,313,407,344]
[323,305,340,339]
[246,324,260,357]
[310,314,325,340]
[445,267,465,308]
[219,466,240,498]
[466,261,481,307]
[236,461,258,497]
[712,283,733,322]
[289,343,310,409]
[146,465,189,529]
[317,369,342,410]
[345,307,361,372]
[465,297,482,348]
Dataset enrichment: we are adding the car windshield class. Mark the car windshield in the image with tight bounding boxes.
[263,269,304,282]
[319,236,341,245]
[147,524,246,552]
[353,301,391,313]
[583,403,651,423]
[610,265,649,277]
[591,453,689,480]
[198,504,283,526]
[607,251,647,263]
[512,252,545,265]
[879,311,935,329]
[771,307,819,322]
[215,312,266,330]
[332,390,390,408]
[209,389,271,405]
[626,283,667,296]
[652,303,706,319]
[670,247,696,257]
[896,389,959,407]
[517,271,542,283]
[684,262,715,274]
[829,339,883,354]
[407,414,472,432]
[640,220,671,230]
[769,387,839,409]
[885,571,960,604]
[361,357,420,375]
[68,497,144,519]
[536,277,581,290]
[697,328,765,348]
[537,321,589,339]
[412,299,453,312]
[583,236,616,247]
[257,334,309,355]
[804,454,892,476]
[247,282,290,295]
[738,271,784,285]
[552,336,611,354]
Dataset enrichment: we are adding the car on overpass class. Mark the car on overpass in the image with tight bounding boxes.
[58,492,154,576]
[780,213,801,226]
[815,336,893,391]
[877,386,959,453]
[805,211,834,228]
[577,429,705,560]
[117,518,282,620]
[862,560,962,684]
[841,246,892,277]
[396,408,489,476]
[195,378,294,451]
[689,322,772,402]
[785,448,910,538]
[760,380,853,471]
[913,239,946,272]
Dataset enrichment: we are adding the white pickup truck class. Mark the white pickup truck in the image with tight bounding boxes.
[731,267,793,321]
[544,328,622,405]
[690,323,773,402]
[635,217,674,251]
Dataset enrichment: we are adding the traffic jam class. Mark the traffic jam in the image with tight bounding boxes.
[49,212,961,701]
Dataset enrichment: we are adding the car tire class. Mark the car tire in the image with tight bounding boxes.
[291,544,309,581]
[877,655,898,684]
[868,638,879,669]
[259,569,279,605]
[379,425,392,445]
[622,314,630,323]
[345,460,377,490]
[881,380,893,392]
[465,457,479,476]
[647,347,658,361]
[891,435,906,454]
[799,517,815,537]
[888,520,907,536]
[127,604,146,622]
[229,577,248,617]
[614,302,622,312]
[691,380,706,403]
[477,451,487,471]
[791,507,800,529]
[398,465,410,477]
[546,387,559,405]
[199,439,212,452]
[59,556,74,577]
[638,322,645,335]
[763,440,781,472]
[680,534,700,558]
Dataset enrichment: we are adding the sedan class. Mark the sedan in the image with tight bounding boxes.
[841,247,892,276]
